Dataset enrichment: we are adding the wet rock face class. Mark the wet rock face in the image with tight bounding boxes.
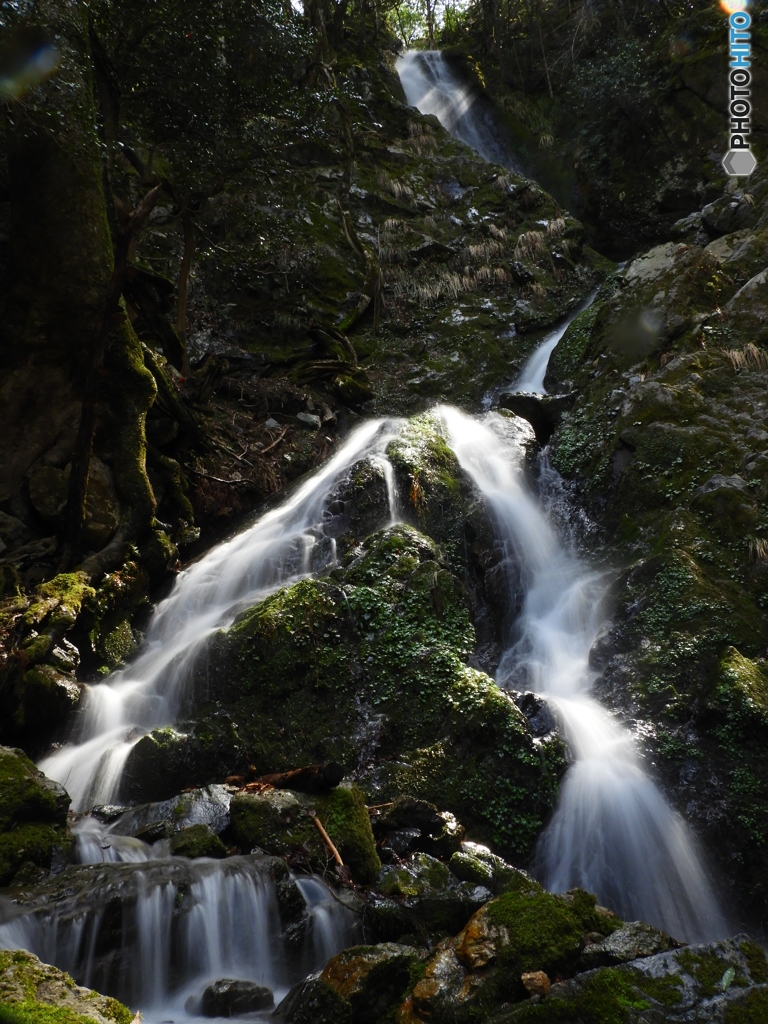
[0,746,71,887]
[200,977,274,1016]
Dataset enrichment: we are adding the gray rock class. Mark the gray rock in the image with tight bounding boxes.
[578,920,677,969]
[694,473,747,497]
[106,784,233,838]
[201,978,274,1016]
[510,937,768,1023]
[297,412,321,430]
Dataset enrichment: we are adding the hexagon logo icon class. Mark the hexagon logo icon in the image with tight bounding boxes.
[723,150,757,177]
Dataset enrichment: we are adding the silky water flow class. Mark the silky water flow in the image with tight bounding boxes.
[0,419,399,1020]
[439,405,726,942]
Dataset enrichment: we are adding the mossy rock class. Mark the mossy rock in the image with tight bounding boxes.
[498,937,768,1023]
[169,822,227,859]
[230,783,380,884]
[320,942,423,1023]
[138,523,564,862]
[0,747,70,887]
[409,874,622,1021]
[0,949,133,1024]
[273,973,352,1024]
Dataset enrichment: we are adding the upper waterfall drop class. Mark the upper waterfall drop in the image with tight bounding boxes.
[397,50,520,171]
[438,405,727,942]
[39,418,403,811]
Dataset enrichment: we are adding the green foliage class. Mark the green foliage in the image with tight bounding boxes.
[91,0,310,192]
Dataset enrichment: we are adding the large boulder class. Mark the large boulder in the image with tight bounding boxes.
[0,746,71,887]
[321,943,423,1023]
[230,783,380,885]
[124,523,566,864]
[200,977,274,1016]
[403,871,622,1021]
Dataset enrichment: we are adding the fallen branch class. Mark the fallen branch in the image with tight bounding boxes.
[313,816,344,868]
[256,761,344,793]
[260,425,289,455]
[187,467,248,486]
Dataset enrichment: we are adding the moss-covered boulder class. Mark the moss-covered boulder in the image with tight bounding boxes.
[230,783,380,885]
[273,972,352,1024]
[403,871,621,1022]
[496,937,768,1024]
[169,823,227,859]
[125,523,565,862]
[0,948,133,1024]
[0,746,70,887]
[320,943,424,1023]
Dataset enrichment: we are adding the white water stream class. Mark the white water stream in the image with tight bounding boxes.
[439,405,725,941]
[514,290,597,394]
[0,854,358,1019]
[39,418,402,811]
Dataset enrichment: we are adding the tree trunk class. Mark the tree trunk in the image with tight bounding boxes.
[0,0,156,574]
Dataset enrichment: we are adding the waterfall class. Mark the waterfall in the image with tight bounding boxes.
[39,419,403,811]
[514,290,598,394]
[0,855,360,1021]
[396,51,519,170]
[438,405,726,941]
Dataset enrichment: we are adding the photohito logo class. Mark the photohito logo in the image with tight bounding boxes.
[721,0,757,177]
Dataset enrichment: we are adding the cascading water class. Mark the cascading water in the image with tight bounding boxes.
[514,291,598,394]
[438,405,726,941]
[0,854,360,1021]
[397,50,519,170]
[39,418,403,811]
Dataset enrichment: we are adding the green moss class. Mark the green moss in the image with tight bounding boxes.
[676,949,747,998]
[485,884,619,979]
[169,823,227,859]
[724,990,768,1024]
[21,574,95,635]
[0,748,69,829]
[505,968,654,1023]
[97,620,137,670]
[0,823,62,887]
[314,785,381,885]
[0,1004,105,1024]
[449,850,494,888]
[0,951,132,1024]
[739,940,768,985]
[187,523,564,861]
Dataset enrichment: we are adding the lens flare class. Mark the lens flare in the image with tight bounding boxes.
[719,0,748,13]
[0,28,60,100]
